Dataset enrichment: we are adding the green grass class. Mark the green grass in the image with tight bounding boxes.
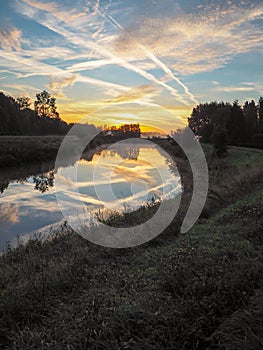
[226,146,263,167]
[0,143,262,349]
[0,187,262,349]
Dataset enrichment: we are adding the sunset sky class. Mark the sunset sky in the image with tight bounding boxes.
[0,0,263,132]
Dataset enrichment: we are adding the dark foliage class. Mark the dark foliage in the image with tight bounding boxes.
[188,98,263,147]
[211,125,228,157]
[0,91,69,135]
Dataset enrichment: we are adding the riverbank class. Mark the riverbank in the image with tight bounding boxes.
[0,136,65,168]
[0,134,152,168]
[0,146,262,349]
[0,134,116,168]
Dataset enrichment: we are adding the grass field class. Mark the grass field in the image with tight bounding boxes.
[0,145,262,349]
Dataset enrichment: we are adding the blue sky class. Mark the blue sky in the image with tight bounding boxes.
[0,0,263,131]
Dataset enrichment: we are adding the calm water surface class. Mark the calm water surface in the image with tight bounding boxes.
[0,143,181,250]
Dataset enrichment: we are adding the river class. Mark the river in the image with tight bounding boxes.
[0,141,181,250]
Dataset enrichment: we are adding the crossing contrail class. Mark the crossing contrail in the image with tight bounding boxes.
[140,46,199,105]
[94,1,198,105]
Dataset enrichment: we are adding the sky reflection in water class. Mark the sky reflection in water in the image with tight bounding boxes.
[0,144,181,250]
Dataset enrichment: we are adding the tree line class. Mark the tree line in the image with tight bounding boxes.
[103,123,141,138]
[0,90,71,135]
[0,90,142,139]
[188,98,263,148]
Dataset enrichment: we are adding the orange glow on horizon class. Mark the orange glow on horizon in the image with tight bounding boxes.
[59,104,193,132]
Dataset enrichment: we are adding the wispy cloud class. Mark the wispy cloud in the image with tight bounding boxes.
[113,164,155,184]
[213,82,263,93]
[214,86,255,92]
[0,203,20,225]
[0,27,22,51]
[66,59,119,73]
[47,74,78,98]
[0,49,128,97]
[22,0,89,29]
[3,83,39,94]
[106,84,160,104]
[113,2,263,75]
[0,50,62,76]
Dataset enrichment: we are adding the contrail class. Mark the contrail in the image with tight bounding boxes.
[86,1,190,105]
[140,46,199,105]
[94,1,198,105]
[31,6,188,105]
[20,0,193,106]
[1,47,129,94]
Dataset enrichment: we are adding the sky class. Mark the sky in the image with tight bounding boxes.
[0,0,263,132]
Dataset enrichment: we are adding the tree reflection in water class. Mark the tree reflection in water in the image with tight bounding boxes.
[105,144,140,160]
[33,171,55,193]
[0,181,9,194]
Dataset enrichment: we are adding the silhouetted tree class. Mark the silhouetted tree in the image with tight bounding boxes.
[0,180,9,194]
[16,96,31,110]
[188,99,258,146]
[243,100,257,140]
[258,97,263,133]
[33,171,55,193]
[188,103,214,142]
[106,123,141,138]
[226,100,246,144]
[34,90,59,119]
[0,91,70,135]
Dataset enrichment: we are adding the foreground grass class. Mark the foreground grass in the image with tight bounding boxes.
[0,146,262,349]
[0,187,262,349]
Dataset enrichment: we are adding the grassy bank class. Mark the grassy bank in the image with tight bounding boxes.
[0,134,132,168]
[0,146,262,349]
[0,136,65,167]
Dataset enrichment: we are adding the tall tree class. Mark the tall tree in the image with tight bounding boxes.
[188,103,216,142]
[34,90,59,119]
[243,100,257,140]
[226,100,246,144]
[188,102,232,143]
[258,97,263,133]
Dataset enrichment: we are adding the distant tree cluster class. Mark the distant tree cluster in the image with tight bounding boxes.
[188,98,263,148]
[105,123,141,138]
[0,90,69,135]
